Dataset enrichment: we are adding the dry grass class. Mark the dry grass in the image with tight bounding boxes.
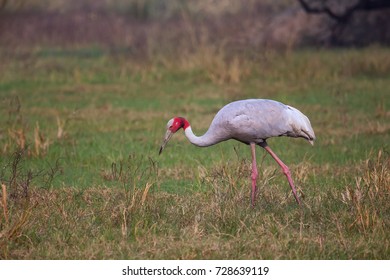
[0,183,34,259]
[340,150,389,235]
[176,44,252,85]
[0,97,78,159]
[0,37,389,259]
[0,148,388,259]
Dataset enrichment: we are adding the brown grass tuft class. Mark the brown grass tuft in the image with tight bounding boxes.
[7,128,26,152]
[34,122,50,157]
[341,150,389,234]
[1,184,8,225]
[0,184,34,259]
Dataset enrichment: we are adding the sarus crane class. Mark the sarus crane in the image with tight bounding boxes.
[159,99,315,206]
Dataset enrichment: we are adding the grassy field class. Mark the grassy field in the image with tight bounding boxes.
[0,44,389,259]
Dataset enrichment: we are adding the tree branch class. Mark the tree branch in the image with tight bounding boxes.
[298,0,390,23]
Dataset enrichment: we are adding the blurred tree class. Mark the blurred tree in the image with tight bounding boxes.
[1,0,7,10]
[297,0,390,46]
[298,0,390,23]
[0,0,26,11]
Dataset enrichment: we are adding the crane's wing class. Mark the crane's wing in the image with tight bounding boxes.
[207,99,315,145]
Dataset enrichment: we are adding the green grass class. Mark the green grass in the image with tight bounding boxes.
[0,46,389,259]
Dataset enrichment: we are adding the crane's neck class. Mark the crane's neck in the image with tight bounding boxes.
[184,126,218,147]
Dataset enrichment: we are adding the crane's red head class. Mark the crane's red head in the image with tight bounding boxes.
[159,117,190,155]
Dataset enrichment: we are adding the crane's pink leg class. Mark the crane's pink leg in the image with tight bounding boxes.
[261,144,301,205]
[250,143,258,206]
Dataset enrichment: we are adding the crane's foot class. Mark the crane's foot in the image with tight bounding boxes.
[251,181,257,207]
[281,165,301,205]
[292,189,301,205]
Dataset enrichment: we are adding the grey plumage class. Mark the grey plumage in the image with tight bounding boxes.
[192,99,315,147]
[159,98,315,206]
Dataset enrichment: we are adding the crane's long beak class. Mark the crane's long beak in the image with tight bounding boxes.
[159,129,174,155]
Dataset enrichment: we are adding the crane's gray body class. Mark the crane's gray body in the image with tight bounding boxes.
[160,98,314,205]
[193,99,315,146]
